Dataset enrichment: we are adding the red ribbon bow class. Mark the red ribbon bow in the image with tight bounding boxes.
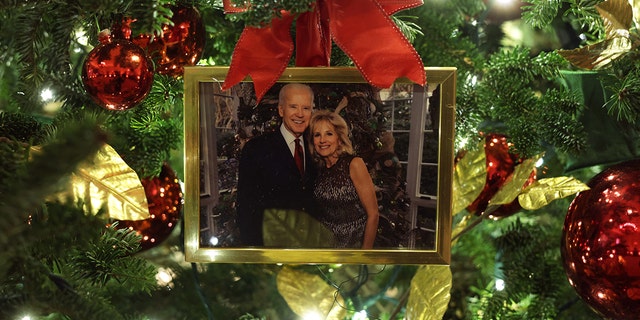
[221,0,426,101]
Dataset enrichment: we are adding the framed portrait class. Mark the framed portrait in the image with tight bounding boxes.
[183,66,456,264]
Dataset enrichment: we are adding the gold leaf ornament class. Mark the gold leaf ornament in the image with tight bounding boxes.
[406,265,452,320]
[558,36,633,69]
[632,0,640,30]
[486,156,538,208]
[452,146,487,215]
[61,144,150,221]
[518,176,590,210]
[598,0,634,35]
[558,0,635,69]
[276,266,346,320]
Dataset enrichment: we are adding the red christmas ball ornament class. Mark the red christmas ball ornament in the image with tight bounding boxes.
[146,5,205,76]
[82,30,154,110]
[561,158,640,320]
[116,164,183,251]
[466,133,535,219]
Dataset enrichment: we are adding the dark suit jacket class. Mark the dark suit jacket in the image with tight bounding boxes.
[237,131,317,246]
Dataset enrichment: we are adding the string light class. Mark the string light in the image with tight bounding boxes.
[40,88,54,102]
[496,278,506,291]
[495,0,517,6]
[40,87,63,113]
[156,267,175,288]
[353,310,369,320]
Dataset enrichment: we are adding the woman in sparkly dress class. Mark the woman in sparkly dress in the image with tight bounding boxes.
[308,110,379,249]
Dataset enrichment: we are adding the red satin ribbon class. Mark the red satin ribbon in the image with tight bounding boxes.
[222,0,426,102]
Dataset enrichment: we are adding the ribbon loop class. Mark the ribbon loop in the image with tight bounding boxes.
[295,2,331,67]
[221,13,295,100]
[222,0,426,102]
[327,0,425,88]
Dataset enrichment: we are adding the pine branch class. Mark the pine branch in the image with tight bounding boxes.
[539,89,587,155]
[106,75,184,178]
[564,1,606,43]
[49,291,126,320]
[391,15,423,43]
[522,0,563,29]
[409,2,486,75]
[228,0,315,27]
[1,200,141,320]
[126,0,174,36]
[0,138,30,198]
[3,0,183,116]
[69,224,158,293]
[603,67,640,123]
[0,118,105,254]
[0,112,49,143]
[470,47,587,157]
[199,4,244,66]
[478,219,566,319]
[523,0,606,43]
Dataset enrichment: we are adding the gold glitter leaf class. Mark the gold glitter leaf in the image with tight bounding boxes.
[518,176,590,210]
[597,0,633,37]
[406,265,452,320]
[64,144,149,221]
[488,157,537,206]
[451,213,473,245]
[558,36,632,69]
[632,0,640,30]
[452,145,487,215]
[263,209,335,247]
[558,0,636,69]
[276,266,346,320]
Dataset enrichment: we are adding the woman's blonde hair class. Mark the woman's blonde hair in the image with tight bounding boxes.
[307,110,354,165]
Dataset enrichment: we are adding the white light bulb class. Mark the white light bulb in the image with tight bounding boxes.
[40,88,54,101]
[495,278,506,291]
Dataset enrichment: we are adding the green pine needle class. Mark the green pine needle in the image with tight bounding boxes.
[70,223,157,292]
[603,69,640,123]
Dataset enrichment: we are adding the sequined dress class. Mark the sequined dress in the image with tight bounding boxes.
[313,155,367,248]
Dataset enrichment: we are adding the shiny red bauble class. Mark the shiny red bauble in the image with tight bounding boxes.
[82,32,154,110]
[116,164,183,251]
[146,5,205,76]
[561,158,640,319]
[466,133,535,219]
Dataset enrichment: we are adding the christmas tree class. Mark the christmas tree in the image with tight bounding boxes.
[1,0,639,319]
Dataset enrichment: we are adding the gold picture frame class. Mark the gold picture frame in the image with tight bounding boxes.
[183,66,456,264]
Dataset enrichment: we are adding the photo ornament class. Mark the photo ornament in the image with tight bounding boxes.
[183,66,456,264]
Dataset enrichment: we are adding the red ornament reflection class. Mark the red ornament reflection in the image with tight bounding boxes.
[116,164,183,251]
[110,18,134,41]
[466,133,535,218]
[146,5,205,77]
[562,158,640,319]
[82,33,154,111]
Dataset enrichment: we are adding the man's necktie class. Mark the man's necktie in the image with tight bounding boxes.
[294,138,304,175]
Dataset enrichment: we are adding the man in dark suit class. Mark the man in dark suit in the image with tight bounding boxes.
[237,83,317,246]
